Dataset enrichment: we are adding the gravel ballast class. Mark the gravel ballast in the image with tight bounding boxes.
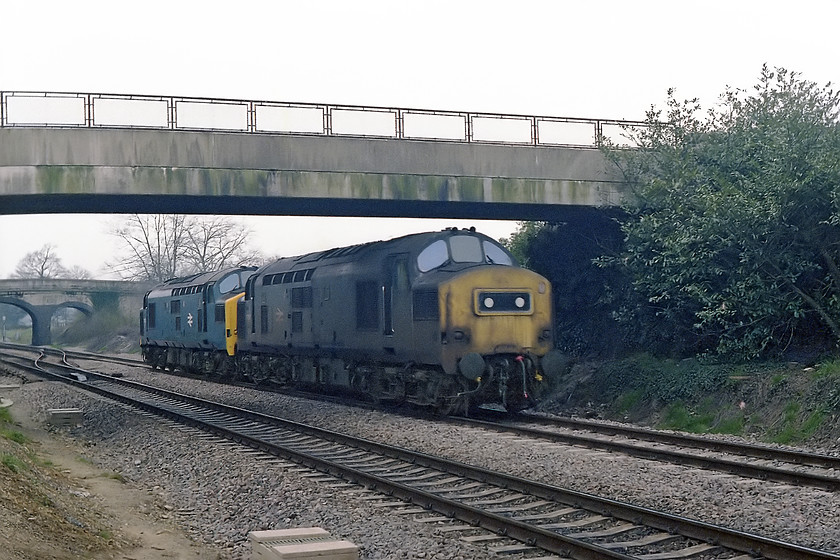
[13,363,840,559]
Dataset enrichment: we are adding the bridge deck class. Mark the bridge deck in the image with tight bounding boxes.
[0,92,633,220]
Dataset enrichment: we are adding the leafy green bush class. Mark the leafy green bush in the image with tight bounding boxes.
[612,389,643,415]
[713,415,745,435]
[502,210,629,357]
[603,66,840,358]
[0,408,29,444]
[657,398,747,435]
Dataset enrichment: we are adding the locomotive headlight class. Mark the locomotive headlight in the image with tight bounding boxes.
[477,291,531,314]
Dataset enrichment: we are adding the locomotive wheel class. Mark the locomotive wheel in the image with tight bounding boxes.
[433,376,471,416]
[212,353,232,379]
[199,352,215,375]
[361,372,383,404]
[351,367,383,404]
[146,348,165,371]
[435,391,468,416]
[248,359,272,386]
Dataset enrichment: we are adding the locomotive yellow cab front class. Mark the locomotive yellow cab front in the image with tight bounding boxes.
[436,265,560,410]
[438,266,553,370]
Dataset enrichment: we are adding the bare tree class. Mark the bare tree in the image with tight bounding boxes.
[182,216,260,273]
[65,265,94,279]
[110,214,186,282]
[110,214,261,282]
[12,244,68,279]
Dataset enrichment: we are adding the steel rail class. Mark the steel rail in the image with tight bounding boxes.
[0,342,144,368]
[9,351,838,560]
[513,413,840,469]
[456,417,840,491]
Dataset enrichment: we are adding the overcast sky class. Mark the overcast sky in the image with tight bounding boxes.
[2,0,838,278]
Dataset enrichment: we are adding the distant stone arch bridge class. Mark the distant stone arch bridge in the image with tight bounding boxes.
[0,278,152,345]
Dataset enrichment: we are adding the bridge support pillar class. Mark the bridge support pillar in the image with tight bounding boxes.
[30,305,57,346]
[31,305,58,346]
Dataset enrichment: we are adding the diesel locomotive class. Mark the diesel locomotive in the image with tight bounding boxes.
[140,228,565,414]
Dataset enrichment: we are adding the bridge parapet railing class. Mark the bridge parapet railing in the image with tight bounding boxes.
[0,91,646,148]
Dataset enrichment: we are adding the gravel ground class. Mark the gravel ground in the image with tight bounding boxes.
[15,361,840,558]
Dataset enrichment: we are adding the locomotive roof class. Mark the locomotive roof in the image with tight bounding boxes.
[258,228,500,275]
[146,266,255,297]
[160,266,250,287]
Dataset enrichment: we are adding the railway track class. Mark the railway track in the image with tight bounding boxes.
[455,415,840,492]
[3,347,838,560]
[5,342,840,493]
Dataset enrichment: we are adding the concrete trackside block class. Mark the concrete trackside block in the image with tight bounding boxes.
[270,540,358,559]
[46,408,83,426]
[249,527,359,560]
[249,527,331,543]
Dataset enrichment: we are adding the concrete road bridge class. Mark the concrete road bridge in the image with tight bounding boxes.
[0,92,643,345]
[0,91,641,220]
[0,279,152,345]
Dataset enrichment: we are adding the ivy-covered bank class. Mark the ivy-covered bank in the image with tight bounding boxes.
[540,355,840,448]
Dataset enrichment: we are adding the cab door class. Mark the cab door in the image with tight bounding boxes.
[383,254,410,355]
[201,284,211,333]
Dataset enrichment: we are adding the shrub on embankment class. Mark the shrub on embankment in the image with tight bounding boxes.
[540,353,840,447]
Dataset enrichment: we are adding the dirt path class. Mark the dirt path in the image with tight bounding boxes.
[6,393,227,560]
